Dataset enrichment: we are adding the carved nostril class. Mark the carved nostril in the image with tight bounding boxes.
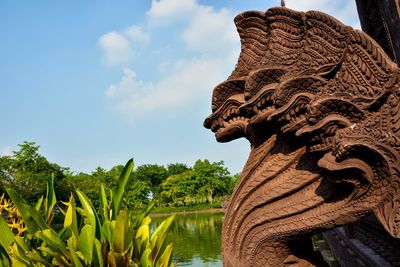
[244,91,252,101]
[204,117,212,128]
[274,98,284,108]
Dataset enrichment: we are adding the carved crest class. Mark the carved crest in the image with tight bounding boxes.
[204,6,400,267]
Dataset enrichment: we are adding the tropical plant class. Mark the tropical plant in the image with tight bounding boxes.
[0,159,175,267]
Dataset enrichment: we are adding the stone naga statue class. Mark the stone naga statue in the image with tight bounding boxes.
[204,6,400,267]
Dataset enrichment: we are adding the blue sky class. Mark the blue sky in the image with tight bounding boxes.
[0,0,359,174]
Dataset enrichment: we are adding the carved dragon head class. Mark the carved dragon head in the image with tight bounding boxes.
[205,5,400,266]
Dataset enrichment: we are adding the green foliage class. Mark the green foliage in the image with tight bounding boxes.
[0,141,66,203]
[133,165,168,202]
[166,163,189,177]
[0,141,237,212]
[0,159,174,267]
[124,181,151,210]
[159,160,235,207]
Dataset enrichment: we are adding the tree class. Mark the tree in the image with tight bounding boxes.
[167,163,190,176]
[0,141,66,203]
[124,181,151,210]
[62,172,103,207]
[0,156,14,195]
[192,160,232,204]
[158,160,235,207]
[133,164,168,201]
[103,165,124,189]
[159,170,197,206]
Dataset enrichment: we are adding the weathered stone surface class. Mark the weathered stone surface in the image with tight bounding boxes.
[204,5,400,267]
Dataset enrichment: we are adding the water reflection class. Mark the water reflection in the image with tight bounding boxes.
[152,213,223,267]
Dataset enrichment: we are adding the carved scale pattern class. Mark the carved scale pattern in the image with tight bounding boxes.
[204,6,400,267]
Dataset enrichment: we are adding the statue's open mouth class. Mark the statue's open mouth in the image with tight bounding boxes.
[268,93,311,133]
[295,97,365,151]
[240,84,276,127]
[204,94,248,142]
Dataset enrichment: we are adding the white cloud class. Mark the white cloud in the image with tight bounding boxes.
[0,146,12,157]
[148,0,238,55]
[107,56,231,118]
[99,25,150,65]
[104,0,361,119]
[183,7,237,55]
[99,32,134,65]
[285,0,360,28]
[147,0,197,23]
[105,0,240,119]
[125,25,150,43]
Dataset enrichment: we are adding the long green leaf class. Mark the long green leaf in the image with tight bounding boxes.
[45,174,57,222]
[100,184,109,221]
[113,210,133,253]
[67,236,84,267]
[76,190,102,240]
[157,243,173,267]
[140,248,152,267]
[133,202,154,229]
[150,215,175,261]
[34,196,43,211]
[7,188,48,234]
[134,217,151,257]
[35,229,70,260]
[101,221,114,245]
[0,243,10,265]
[64,195,78,237]
[112,158,134,219]
[26,250,55,267]
[0,216,14,249]
[78,225,94,264]
[11,237,32,266]
[93,239,104,267]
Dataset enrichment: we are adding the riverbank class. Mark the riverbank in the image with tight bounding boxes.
[150,208,224,218]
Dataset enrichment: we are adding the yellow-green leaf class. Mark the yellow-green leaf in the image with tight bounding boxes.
[34,196,43,211]
[140,248,152,267]
[113,210,133,253]
[0,216,14,249]
[101,221,113,245]
[78,225,94,264]
[100,184,109,222]
[35,229,70,260]
[157,243,173,267]
[76,190,102,240]
[7,188,49,234]
[0,243,10,265]
[64,195,78,237]
[93,239,104,267]
[112,159,134,219]
[45,174,57,223]
[67,236,83,267]
[150,215,175,261]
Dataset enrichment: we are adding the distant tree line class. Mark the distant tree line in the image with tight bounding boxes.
[0,141,238,210]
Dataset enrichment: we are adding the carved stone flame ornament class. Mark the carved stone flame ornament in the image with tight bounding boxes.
[204,6,400,267]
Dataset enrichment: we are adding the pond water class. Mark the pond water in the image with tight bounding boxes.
[152,212,224,267]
